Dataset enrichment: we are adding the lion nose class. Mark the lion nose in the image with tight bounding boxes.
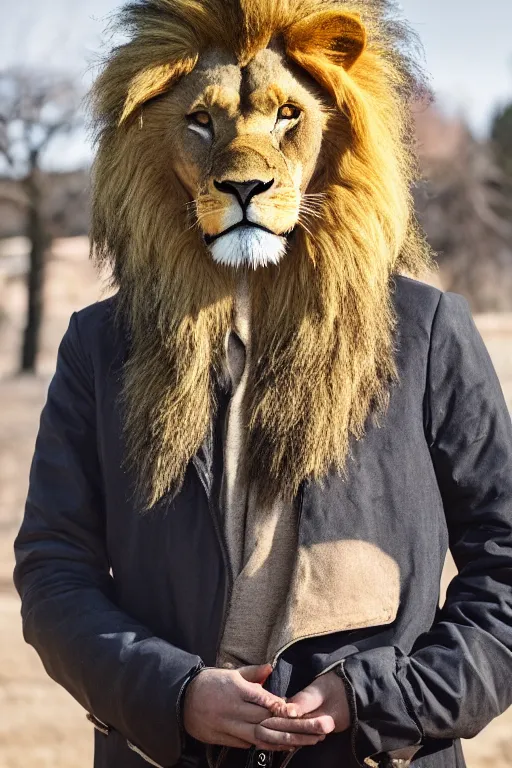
[214,178,274,206]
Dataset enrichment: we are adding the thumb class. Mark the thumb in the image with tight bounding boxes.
[286,681,324,717]
[238,665,288,713]
[238,664,273,685]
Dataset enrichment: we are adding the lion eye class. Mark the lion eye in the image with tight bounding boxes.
[188,111,212,128]
[277,104,302,121]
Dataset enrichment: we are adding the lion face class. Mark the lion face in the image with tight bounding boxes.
[162,45,328,268]
[91,0,433,508]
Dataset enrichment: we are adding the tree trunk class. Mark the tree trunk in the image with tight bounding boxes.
[21,162,48,373]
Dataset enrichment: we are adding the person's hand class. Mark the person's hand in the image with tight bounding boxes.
[256,669,350,744]
[183,664,329,751]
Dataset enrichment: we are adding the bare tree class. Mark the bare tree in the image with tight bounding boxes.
[0,68,83,372]
[492,102,512,180]
[415,110,512,311]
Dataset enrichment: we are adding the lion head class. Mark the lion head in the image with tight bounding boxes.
[91,0,432,508]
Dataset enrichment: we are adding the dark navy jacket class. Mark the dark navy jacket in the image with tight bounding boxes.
[13,276,512,768]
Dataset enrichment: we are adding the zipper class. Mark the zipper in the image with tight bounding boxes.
[211,491,233,664]
[208,745,230,768]
[262,480,307,768]
[184,455,233,768]
[280,748,302,767]
[211,473,321,768]
[297,479,307,528]
[192,467,234,768]
[262,658,350,768]
[245,746,274,767]
[244,746,301,768]
[193,454,233,665]
[211,475,312,666]
[338,659,361,767]
[86,713,110,737]
[127,741,165,767]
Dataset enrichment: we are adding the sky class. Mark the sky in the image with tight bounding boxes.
[1,0,511,168]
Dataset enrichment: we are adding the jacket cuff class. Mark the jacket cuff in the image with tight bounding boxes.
[341,648,423,767]
[87,657,205,768]
[176,661,206,753]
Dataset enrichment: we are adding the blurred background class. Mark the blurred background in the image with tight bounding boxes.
[0,1,511,766]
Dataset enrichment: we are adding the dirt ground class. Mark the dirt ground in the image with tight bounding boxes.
[0,238,511,768]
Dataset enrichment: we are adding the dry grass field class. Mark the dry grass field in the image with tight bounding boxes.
[0,238,511,768]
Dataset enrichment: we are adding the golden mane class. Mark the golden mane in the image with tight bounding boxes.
[90,0,432,508]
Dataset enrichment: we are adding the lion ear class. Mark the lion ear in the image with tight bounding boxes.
[284,10,367,72]
[119,57,197,125]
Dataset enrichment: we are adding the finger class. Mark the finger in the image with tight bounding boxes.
[238,664,273,685]
[258,715,335,736]
[223,721,302,752]
[267,698,299,718]
[240,682,288,714]
[237,701,276,724]
[258,693,299,720]
[237,666,298,719]
[286,683,324,717]
[240,689,297,719]
[253,723,327,749]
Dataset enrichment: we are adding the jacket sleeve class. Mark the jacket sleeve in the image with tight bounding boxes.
[340,291,512,765]
[13,313,204,768]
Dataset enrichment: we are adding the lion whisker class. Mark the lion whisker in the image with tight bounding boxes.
[299,205,323,219]
[297,216,314,239]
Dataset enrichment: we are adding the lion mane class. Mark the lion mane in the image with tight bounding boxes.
[90,0,432,508]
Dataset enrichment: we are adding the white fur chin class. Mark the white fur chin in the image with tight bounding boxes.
[209,226,287,269]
